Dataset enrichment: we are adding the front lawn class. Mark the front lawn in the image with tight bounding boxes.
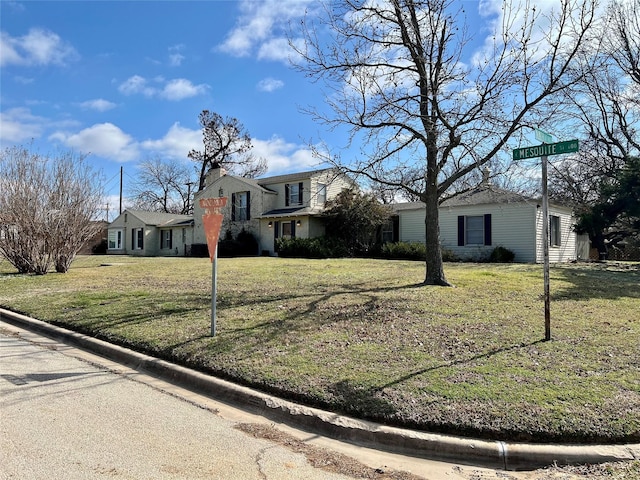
[1,256,638,443]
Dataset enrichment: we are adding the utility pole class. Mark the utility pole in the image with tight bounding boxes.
[119,166,123,215]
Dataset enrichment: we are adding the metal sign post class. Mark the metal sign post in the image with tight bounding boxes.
[513,136,579,341]
[200,197,227,337]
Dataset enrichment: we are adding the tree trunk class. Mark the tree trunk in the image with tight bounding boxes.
[423,193,450,286]
[423,156,450,286]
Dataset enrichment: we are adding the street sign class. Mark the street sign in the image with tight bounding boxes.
[199,197,228,337]
[512,140,579,161]
[535,128,553,144]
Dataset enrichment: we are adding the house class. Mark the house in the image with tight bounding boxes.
[391,174,589,263]
[107,210,194,257]
[192,167,355,255]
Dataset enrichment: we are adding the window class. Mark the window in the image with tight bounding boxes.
[232,191,250,221]
[108,229,123,250]
[458,215,492,246]
[132,228,144,250]
[465,216,484,245]
[161,229,172,249]
[317,183,326,205]
[285,182,303,206]
[550,215,561,246]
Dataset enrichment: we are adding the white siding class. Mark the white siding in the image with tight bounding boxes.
[534,206,578,263]
[397,202,541,262]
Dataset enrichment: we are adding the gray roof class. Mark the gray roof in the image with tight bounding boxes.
[441,187,535,207]
[127,210,194,227]
[259,206,324,218]
[255,168,337,186]
[391,187,537,212]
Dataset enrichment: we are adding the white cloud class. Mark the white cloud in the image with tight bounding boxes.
[0,107,44,144]
[217,0,314,62]
[168,44,185,66]
[118,75,208,101]
[140,122,202,160]
[251,135,317,174]
[160,78,209,100]
[118,75,155,97]
[257,77,284,92]
[257,37,301,62]
[49,123,139,162]
[0,28,78,67]
[78,98,117,112]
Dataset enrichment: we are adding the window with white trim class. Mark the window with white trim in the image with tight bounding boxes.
[550,215,561,246]
[108,229,123,250]
[161,229,172,249]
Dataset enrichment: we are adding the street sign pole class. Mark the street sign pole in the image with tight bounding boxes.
[513,136,579,342]
[199,197,227,337]
[541,154,551,341]
[212,247,218,336]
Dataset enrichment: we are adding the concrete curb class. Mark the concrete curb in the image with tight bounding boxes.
[1,307,638,471]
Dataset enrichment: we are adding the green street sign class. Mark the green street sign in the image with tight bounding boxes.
[513,140,579,161]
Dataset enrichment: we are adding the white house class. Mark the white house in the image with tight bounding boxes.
[107,210,194,257]
[392,178,589,263]
[192,167,356,255]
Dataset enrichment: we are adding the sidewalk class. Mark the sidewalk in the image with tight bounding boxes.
[1,307,638,471]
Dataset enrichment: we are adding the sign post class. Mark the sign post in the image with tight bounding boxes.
[199,197,227,337]
[513,137,579,341]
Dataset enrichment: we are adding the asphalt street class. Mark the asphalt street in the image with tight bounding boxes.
[1,328,366,480]
[1,322,508,480]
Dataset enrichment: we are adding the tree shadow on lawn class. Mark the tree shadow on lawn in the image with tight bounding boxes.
[551,263,640,301]
[377,338,546,392]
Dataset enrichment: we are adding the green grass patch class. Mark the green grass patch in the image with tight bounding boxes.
[1,255,639,443]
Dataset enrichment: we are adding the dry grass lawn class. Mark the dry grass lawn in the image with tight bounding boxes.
[1,255,638,444]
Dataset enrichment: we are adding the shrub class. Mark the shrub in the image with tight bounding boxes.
[489,246,515,263]
[276,237,349,258]
[380,242,426,261]
[219,229,259,257]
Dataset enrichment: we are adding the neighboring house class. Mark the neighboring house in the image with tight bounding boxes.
[107,210,194,257]
[193,167,355,255]
[391,175,589,263]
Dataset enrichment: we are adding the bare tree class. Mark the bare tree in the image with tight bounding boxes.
[128,156,196,214]
[188,110,267,191]
[0,146,104,274]
[550,0,640,253]
[293,0,597,285]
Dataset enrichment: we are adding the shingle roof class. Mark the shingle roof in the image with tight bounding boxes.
[127,210,193,227]
[391,187,537,212]
[441,187,535,207]
[258,206,324,218]
[255,168,337,186]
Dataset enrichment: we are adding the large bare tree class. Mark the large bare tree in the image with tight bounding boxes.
[550,0,640,254]
[188,110,267,191]
[128,156,196,214]
[0,146,104,274]
[294,0,598,285]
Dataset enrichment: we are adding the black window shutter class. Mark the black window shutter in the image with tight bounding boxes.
[231,193,236,221]
[291,220,296,237]
[298,182,303,204]
[140,229,144,249]
[457,216,465,246]
[132,229,135,250]
[484,214,492,246]
[169,229,173,249]
[392,216,400,242]
[246,191,251,220]
[274,221,279,239]
[285,184,290,206]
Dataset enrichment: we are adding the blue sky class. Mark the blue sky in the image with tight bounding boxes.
[1,0,567,214]
[1,1,346,206]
